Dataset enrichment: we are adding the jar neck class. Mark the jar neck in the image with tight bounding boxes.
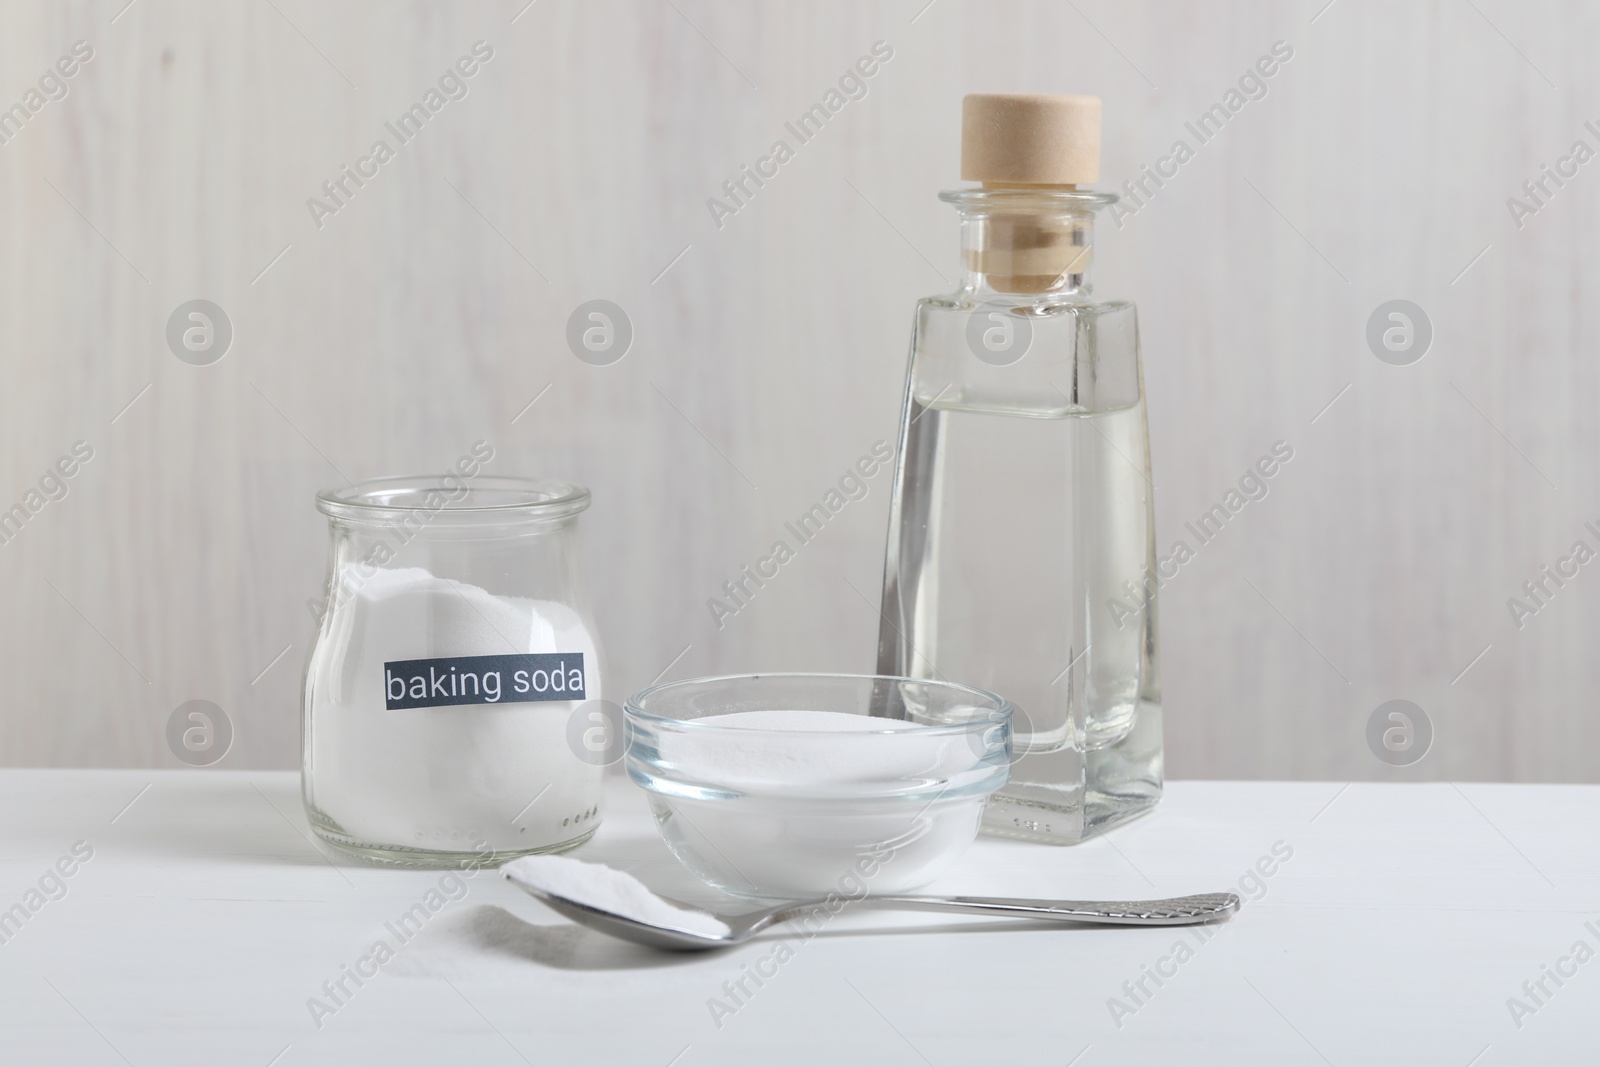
[941,187,1118,297]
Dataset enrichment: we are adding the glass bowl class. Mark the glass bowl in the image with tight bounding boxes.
[624,673,1013,900]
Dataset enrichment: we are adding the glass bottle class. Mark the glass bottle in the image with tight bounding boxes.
[876,95,1161,844]
[303,471,606,867]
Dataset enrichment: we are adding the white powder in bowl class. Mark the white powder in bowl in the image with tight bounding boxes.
[710,710,918,731]
[643,707,998,897]
[659,708,976,793]
[503,855,730,937]
[306,566,602,853]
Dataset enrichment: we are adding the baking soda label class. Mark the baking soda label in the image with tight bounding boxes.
[383,653,586,709]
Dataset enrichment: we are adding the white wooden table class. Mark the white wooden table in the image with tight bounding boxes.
[0,771,1592,1065]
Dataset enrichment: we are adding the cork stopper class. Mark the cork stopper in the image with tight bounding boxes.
[961,94,1101,186]
[959,94,1101,293]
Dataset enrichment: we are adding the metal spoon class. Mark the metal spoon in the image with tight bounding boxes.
[507,881,1241,951]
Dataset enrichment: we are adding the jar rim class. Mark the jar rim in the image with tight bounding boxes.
[316,475,591,522]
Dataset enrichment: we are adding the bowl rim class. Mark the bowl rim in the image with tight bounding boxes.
[624,671,1014,737]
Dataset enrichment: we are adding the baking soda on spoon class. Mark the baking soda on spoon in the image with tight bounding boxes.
[504,856,730,937]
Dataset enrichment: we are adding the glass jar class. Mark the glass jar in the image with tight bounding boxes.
[302,471,605,867]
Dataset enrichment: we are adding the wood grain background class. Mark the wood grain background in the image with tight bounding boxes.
[0,0,1591,780]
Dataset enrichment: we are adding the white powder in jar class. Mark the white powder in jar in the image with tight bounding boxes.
[503,855,730,937]
[306,566,602,854]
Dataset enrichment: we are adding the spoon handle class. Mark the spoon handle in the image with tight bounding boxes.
[852,891,1241,926]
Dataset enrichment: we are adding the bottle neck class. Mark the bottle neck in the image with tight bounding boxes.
[943,187,1117,297]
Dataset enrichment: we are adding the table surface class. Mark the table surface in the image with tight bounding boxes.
[0,771,1594,1066]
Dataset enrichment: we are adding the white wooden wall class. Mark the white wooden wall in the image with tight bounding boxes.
[0,0,1591,781]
